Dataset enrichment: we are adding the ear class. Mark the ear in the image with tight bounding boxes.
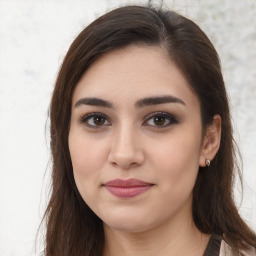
[199,114,221,167]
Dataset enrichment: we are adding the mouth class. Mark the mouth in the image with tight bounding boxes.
[103,179,154,198]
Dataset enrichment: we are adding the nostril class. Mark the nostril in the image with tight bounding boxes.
[110,160,138,169]
[108,151,143,169]
[107,137,145,168]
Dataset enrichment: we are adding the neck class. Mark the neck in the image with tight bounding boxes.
[103,213,210,256]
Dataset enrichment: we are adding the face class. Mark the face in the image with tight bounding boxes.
[69,45,205,233]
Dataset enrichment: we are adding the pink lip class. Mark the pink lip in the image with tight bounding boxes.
[104,179,153,198]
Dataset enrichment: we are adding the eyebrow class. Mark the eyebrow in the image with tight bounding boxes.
[74,95,186,109]
[135,95,185,108]
[75,97,113,108]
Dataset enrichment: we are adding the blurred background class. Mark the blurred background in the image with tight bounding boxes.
[0,0,255,255]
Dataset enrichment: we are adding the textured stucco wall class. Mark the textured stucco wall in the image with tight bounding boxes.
[0,0,255,255]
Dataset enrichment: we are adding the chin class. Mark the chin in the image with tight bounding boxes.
[105,221,152,233]
[101,211,159,234]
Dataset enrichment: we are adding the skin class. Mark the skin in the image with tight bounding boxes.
[69,45,221,256]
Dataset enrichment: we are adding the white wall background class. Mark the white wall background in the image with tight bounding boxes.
[0,0,255,255]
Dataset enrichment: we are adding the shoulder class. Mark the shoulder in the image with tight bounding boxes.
[219,240,256,256]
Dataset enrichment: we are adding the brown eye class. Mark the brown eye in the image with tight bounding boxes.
[80,113,111,128]
[93,116,105,126]
[144,112,178,128]
[153,116,165,126]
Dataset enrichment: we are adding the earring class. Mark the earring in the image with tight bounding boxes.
[205,159,211,167]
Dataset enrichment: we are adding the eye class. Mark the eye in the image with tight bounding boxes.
[143,112,178,128]
[80,113,111,128]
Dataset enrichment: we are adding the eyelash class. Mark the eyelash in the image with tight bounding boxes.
[80,112,111,129]
[79,112,178,129]
[144,112,178,128]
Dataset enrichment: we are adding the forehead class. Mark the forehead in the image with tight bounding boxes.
[72,45,199,109]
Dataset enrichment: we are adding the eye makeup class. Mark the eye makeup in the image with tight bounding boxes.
[79,112,111,129]
[143,111,178,128]
[79,111,178,130]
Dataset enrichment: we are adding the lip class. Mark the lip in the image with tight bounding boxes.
[104,179,154,198]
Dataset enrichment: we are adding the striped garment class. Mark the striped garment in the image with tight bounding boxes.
[203,234,256,256]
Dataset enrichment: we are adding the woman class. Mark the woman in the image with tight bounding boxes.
[43,5,256,256]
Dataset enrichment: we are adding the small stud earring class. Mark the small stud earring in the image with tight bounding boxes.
[205,159,211,167]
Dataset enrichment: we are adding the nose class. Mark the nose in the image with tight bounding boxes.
[108,125,144,169]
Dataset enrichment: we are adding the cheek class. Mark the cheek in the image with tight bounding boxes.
[150,129,202,193]
[69,129,108,168]
[68,132,108,199]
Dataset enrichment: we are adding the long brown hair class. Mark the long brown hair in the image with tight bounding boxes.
[43,5,256,256]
